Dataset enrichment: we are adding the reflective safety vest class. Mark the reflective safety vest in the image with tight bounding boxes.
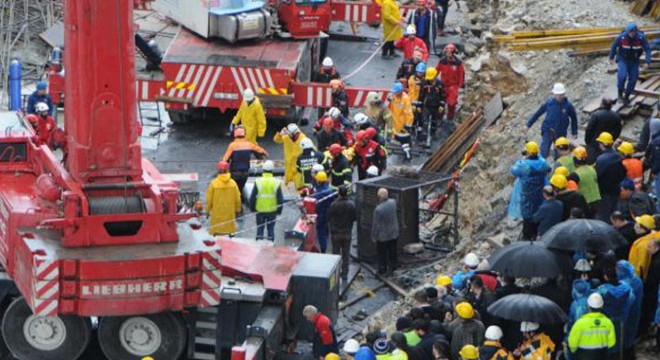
[254,173,281,213]
[567,312,615,354]
[519,333,555,360]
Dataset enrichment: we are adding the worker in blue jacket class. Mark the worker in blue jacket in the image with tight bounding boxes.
[616,260,644,359]
[596,266,635,357]
[524,83,578,158]
[26,81,54,116]
[610,22,651,105]
[312,172,337,253]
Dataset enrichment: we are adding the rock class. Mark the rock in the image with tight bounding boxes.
[482,31,494,42]
[511,61,528,75]
[463,42,478,57]
[496,51,511,65]
[467,54,488,72]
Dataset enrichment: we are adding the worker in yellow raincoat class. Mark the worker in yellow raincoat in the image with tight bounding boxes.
[381,0,403,59]
[274,123,307,189]
[231,89,267,144]
[206,161,242,235]
[388,82,414,161]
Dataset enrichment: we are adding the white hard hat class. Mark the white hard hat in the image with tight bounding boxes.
[312,163,325,174]
[464,253,479,268]
[300,138,315,150]
[263,160,275,172]
[328,107,341,119]
[520,321,540,332]
[552,83,567,95]
[343,339,360,354]
[406,25,416,36]
[353,113,369,125]
[366,91,380,104]
[485,325,503,341]
[287,123,299,134]
[574,258,592,272]
[243,88,255,102]
[587,293,604,309]
[366,165,380,177]
[35,102,50,112]
[322,57,334,67]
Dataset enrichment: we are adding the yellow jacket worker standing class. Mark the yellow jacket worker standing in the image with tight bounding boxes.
[381,0,402,59]
[206,161,242,235]
[274,123,307,189]
[567,293,616,360]
[232,89,267,144]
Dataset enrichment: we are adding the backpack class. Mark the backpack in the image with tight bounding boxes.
[649,133,660,174]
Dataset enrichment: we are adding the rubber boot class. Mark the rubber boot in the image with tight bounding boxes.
[624,92,631,106]
[618,90,624,102]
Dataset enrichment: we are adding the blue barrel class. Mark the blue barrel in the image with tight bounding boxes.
[8,59,21,111]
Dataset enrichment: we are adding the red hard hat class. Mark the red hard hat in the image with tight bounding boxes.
[329,143,343,156]
[216,161,230,172]
[365,127,377,139]
[445,43,457,52]
[323,117,334,128]
[234,127,245,137]
[356,130,367,142]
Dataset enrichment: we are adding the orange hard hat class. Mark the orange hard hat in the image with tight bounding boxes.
[330,79,342,89]
[329,143,343,156]
[356,130,367,142]
[365,127,377,139]
[323,117,334,128]
[216,161,230,172]
[233,127,245,137]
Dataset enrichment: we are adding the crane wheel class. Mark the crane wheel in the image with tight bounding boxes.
[1,297,90,360]
[97,312,186,360]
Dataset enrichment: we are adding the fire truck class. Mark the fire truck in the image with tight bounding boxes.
[0,1,340,360]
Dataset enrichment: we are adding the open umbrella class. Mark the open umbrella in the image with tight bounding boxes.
[488,241,562,278]
[541,219,627,252]
[487,294,567,323]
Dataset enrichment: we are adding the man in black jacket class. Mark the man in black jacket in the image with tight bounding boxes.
[595,132,627,222]
[585,97,622,164]
[328,186,356,280]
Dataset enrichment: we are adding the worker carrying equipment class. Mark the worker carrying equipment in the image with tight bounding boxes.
[297,138,325,190]
[435,43,465,121]
[274,124,307,189]
[232,88,267,144]
[567,293,616,359]
[249,160,284,241]
[222,127,268,192]
[206,161,242,235]
[389,82,414,161]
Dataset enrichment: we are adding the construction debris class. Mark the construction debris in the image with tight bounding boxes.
[495,26,660,54]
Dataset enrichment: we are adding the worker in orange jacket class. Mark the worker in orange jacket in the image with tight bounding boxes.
[435,43,464,121]
[617,141,643,191]
[222,127,268,192]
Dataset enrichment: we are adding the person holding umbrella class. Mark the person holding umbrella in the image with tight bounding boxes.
[567,293,616,360]
[513,322,555,360]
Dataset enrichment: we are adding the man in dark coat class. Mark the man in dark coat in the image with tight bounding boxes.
[584,96,622,164]
[533,185,563,237]
[595,132,627,222]
[328,186,356,280]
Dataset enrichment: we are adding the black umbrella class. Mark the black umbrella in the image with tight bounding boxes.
[488,241,562,278]
[541,219,627,252]
[487,294,567,323]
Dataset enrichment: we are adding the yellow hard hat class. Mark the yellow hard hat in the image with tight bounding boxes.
[572,146,587,160]
[635,214,655,231]
[325,353,341,360]
[554,166,569,177]
[596,132,614,145]
[554,137,570,148]
[459,344,479,359]
[524,141,539,155]
[315,171,328,183]
[142,357,155,360]
[436,275,452,287]
[550,174,568,190]
[617,141,634,156]
[425,68,438,80]
[455,302,474,319]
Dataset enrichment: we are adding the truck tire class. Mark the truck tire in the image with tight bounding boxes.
[167,109,191,125]
[98,312,186,360]
[1,298,91,360]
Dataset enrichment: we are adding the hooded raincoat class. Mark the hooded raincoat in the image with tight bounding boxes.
[509,157,550,219]
[567,279,591,337]
[274,132,307,189]
[616,260,644,349]
[597,281,635,354]
[232,98,267,144]
[381,0,402,42]
[206,173,242,235]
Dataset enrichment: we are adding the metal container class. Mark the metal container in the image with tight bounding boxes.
[210,9,272,43]
[355,175,422,262]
